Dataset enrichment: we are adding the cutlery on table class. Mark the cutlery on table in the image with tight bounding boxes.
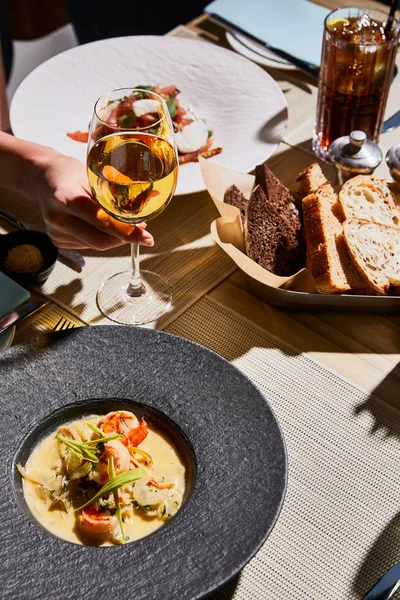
[382,110,400,133]
[208,12,319,80]
[52,317,77,331]
[0,299,47,335]
[362,560,400,599]
[0,206,85,269]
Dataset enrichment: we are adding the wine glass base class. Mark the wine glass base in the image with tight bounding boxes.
[97,270,172,326]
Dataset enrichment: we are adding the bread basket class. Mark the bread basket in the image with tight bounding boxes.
[199,157,400,312]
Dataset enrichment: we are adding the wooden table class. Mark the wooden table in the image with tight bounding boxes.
[4,4,400,599]
[13,0,400,408]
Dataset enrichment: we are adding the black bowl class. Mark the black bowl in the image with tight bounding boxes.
[0,230,58,286]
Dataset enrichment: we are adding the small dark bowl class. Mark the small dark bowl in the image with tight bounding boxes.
[0,230,58,286]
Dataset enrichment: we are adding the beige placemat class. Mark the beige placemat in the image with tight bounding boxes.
[0,188,236,331]
[162,295,400,600]
[10,289,400,598]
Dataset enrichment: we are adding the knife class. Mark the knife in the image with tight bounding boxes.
[382,110,400,133]
[362,560,400,599]
[207,13,319,80]
[0,299,47,335]
[0,207,86,268]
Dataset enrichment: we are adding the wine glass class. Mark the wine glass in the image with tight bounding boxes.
[87,87,178,325]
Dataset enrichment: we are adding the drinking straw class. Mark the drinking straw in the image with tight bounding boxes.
[384,0,399,36]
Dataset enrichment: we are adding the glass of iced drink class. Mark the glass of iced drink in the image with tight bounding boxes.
[313,7,399,162]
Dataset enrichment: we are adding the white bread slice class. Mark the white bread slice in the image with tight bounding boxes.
[343,219,400,294]
[314,180,346,221]
[302,184,367,294]
[296,162,329,197]
[339,175,400,228]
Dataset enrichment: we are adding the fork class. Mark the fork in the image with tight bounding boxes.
[52,317,76,332]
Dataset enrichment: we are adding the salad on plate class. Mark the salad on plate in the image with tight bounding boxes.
[67,85,222,165]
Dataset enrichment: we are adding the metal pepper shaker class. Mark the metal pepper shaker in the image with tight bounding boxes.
[328,130,383,186]
[386,145,400,182]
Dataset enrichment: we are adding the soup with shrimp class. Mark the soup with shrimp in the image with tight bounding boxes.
[18,411,186,546]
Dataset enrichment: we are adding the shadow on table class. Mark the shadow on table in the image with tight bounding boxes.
[353,513,400,599]
[351,368,400,598]
[205,574,240,600]
[354,362,400,415]
[80,241,235,327]
[38,276,88,316]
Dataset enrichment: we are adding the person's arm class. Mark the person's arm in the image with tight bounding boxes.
[0,131,154,250]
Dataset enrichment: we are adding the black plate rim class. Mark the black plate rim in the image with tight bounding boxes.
[1,325,288,600]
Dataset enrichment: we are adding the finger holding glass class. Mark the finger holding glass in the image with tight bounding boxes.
[86,88,178,325]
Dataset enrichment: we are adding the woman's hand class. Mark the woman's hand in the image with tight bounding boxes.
[0,131,151,251]
[35,151,154,250]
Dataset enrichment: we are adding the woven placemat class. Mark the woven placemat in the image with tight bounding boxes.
[10,291,400,598]
[163,296,400,600]
[0,179,235,331]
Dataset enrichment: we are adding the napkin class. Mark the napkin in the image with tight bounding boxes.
[0,271,30,319]
[204,0,330,67]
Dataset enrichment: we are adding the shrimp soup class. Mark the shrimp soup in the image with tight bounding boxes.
[19,411,186,546]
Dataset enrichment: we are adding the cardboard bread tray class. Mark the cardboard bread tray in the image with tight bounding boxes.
[200,157,400,313]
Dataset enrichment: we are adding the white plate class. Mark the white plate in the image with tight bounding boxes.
[226,32,296,71]
[10,36,288,196]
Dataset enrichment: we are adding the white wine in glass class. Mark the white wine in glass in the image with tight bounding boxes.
[87,88,178,325]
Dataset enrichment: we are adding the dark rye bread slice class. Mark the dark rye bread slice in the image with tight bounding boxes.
[245,184,304,276]
[223,184,247,225]
[255,162,302,213]
[251,163,305,274]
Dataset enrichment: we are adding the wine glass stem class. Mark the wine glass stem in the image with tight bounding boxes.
[126,243,145,297]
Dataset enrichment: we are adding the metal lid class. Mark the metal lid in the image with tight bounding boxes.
[386,144,400,182]
[328,131,382,172]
